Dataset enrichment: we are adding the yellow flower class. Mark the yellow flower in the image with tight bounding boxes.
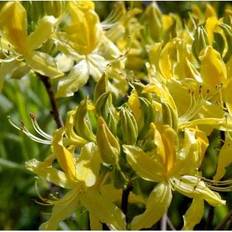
[63,1,101,55]
[0,1,63,78]
[123,124,225,230]
[26,128,126,230]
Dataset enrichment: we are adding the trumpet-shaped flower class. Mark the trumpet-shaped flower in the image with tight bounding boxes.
[0,1,63,86]
[123,123,225,230]
[55,1,124,98]
[26,128,126,230]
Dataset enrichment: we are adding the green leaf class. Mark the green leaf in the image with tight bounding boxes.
[130,182,172,230]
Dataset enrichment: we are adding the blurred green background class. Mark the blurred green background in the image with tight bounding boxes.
[0,1,232,230]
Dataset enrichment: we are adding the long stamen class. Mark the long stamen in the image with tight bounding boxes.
[201,176,232,192]
[8,116,51,145]
[179,86,206,122]
[101,3,123,30]
[29,113,52,140]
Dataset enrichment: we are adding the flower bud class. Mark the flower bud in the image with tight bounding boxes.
[74,99,96,142]
[118,107,138,145]
[161,102,178,130]
[95,92,118,134]
[97,117,120,165]
[192,26,209,60]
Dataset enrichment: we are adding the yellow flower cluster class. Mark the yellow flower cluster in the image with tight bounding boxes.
[2,1,232,230]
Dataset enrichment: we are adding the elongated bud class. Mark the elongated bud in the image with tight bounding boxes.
[142,3,162,42]
[161,102,178,130]
[64,110,87,147]
[118,107,138,145]
[95,92,118,134]
[213,32,225,56]
[220,23,232,62]
[74,99,96,142]
[192,26,209,60]
[94,74,108,102]
[97,117,120,165]
[138,97,155,138]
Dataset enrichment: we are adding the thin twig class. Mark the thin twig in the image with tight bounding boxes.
[161,214,167,230]
[121,183,133,224]
[215,209,232,230]
[38,74,63,128]
[167,216,176,230]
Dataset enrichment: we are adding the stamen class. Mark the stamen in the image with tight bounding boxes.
[101,3,123,30]
[179,86,206,122]
[8,116,51,145]
[201,176,232,192]
[29,113,52,140]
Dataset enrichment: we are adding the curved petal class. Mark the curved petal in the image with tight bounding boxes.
[64,110,87,146]
[76,142,101,187]
[56,60,89,98]
[0,2,29,54]
[200,46,227,88]
[179,117,232,132]
[87,54,108,81]
[214,135,232,180]
[123,145,164,182]
[130,182,172,230]
[25,52,63,78]
[28,16,57,50]
[89,213,102,230]
[41,186,81,230]
[52,128,77,181]
[183,197,204,230]
[25,158,73,189]
[172,175,225,206]
[80,188,126,230]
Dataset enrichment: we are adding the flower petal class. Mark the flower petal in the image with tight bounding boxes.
[56,60,89,98]
[0,2,29,54]
[80,188,126,230]
[52,128,76,181]
[214,135,232,180]
[76,142,101,187]
[28,16,57,50]
[25,158,73,189]
[130,182,172,230]
[25,52,63,78]
[173,175,225,206]
[123,145,163,182]
[183,197,204,230]
[41,186,81,230]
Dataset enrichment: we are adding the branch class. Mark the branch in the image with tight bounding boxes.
[161,214,167,230]
[38,74,63,128]
[121,183,133,224]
